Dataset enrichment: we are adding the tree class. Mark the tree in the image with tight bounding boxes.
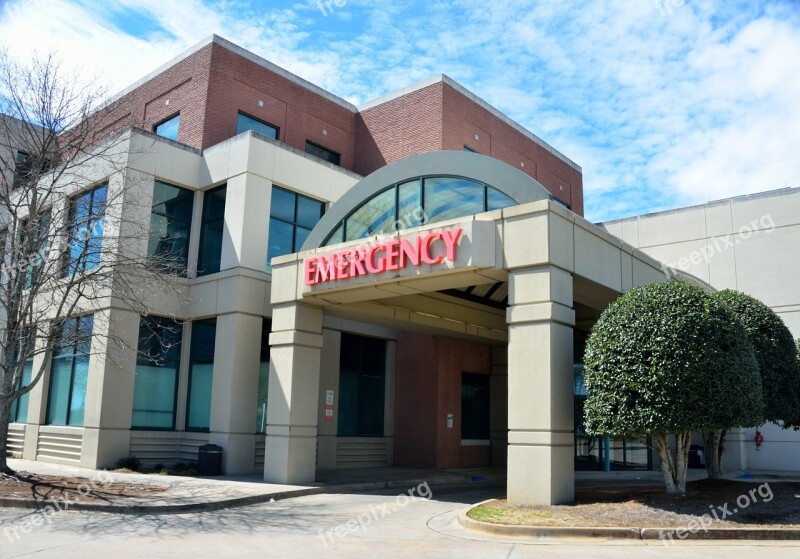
[583,281,762,494]
[702,291,800,477]
[0,50,181,475]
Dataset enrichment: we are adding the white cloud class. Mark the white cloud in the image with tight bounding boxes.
[0,0,797,222]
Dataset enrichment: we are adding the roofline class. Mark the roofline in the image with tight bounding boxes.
[601,186,800,225]
[358,74,582,173]
[107,35,358,112]
[107,36,580,173]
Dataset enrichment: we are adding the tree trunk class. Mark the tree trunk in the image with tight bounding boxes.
[705,430,727,479]
[0,401,13,474]
[653,432,692,495]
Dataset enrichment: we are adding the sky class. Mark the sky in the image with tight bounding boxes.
[0,0,798,222]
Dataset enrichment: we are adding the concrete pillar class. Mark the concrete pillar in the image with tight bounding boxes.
[82,308,139,469]
[209,313,262,474]
[506,266,575,505]
[264,302,324,484]
[490,345,508,467]
[220,172,271,272]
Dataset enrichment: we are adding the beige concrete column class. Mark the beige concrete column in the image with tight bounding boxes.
[506,266,575,505]
[220,172,271,272]
[209,312,262,474]
[82,308,139,469]
[490,345,508,467]
[264,302,324,484]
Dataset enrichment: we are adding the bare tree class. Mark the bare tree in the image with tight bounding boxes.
[0,50,185,475]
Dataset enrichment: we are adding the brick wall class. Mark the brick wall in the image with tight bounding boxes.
[83,39,583,214]
[441,83,584,215]
[354,83,444,177]
[394,331,492,469]
[202,44,356,169]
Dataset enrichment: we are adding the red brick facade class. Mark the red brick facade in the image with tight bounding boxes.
[92,37,583,213]
[394,332,493,469]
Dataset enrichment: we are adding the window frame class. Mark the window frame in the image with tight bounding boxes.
[304,140,341,166]
[62,183,108,277]
[236,111,279,140]
[196,184,227,277]
[267,186,325,272]
[321,175,517,246]
[45,315,94,427]
[153,113,180,141]
[185,318,217,432]
[147,180,195,276]
[131,315,183,431]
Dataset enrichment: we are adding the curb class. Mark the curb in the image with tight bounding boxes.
[459,501,800,541]
[0,474,503,515]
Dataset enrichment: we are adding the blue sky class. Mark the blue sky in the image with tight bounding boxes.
[1,0,798,222]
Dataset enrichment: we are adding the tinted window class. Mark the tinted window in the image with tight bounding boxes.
[132,316,183,430]
[186,319,216,431]
[148,181,194,274]
[197,185,226,276]
[236,112,278,140]
[267,187,324,272]
[305,141,341,166]
[461,372,490,439]
[154,114,180,141]
[337,333,386,437]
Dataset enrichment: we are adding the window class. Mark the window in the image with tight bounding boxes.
[12,151,50,190]
[305,140,340,166]
[197,185,226,276]
[9,357,33,423]
[186,318,216,431]
[131,316,183,430]
[46,316,93,426]
[153,113,180,141]
[64,184,107,276]
[256,319,271,433]
[267,187,324,271]
[236,112,278,140]
[148,181,194,274]
[337,333,386,437]
[20,210,51,288]
[322,176,517,245]
[461,372,490,440]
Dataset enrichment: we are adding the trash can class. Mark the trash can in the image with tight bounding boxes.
[197,444,223,476]
[688,444,705,469]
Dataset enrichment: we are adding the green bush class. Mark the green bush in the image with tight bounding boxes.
[714,290,800,426]
[583,281,762,493]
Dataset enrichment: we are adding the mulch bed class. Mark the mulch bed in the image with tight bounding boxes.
[471,480,800,528]
[0,472,167,504]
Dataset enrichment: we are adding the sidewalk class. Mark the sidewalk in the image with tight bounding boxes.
[1,459,504,514]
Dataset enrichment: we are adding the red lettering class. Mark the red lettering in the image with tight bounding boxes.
[399,237,421,267]
[385,240,401,270]
[366,245,386,273]
[349,248,367,277]
[316,256,336,283]
[421,233,443,265]
[304,257,318,285]
[335,253,349,279]
[441,228,462,261]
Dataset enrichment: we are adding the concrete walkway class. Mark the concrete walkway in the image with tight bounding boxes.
[2,459,504,513]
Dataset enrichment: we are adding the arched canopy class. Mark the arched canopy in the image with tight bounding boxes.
[301,151,554,250]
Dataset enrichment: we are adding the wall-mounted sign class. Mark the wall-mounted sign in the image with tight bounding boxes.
[304,228,463,287]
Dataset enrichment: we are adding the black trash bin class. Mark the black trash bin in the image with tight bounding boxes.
[688,444,705,469]
[197,444,223,476]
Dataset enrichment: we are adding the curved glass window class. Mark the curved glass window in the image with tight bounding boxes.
[323,176,517,246]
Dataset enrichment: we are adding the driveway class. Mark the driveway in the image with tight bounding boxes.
[1,483,798,558]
